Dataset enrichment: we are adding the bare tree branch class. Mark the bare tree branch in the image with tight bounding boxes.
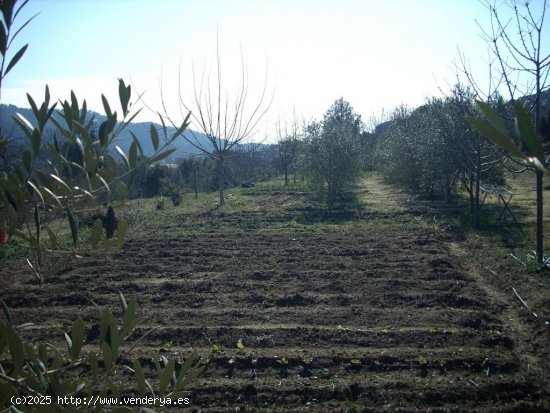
[153,35,274,204]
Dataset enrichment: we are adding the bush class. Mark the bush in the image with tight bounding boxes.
[160,178,182,206]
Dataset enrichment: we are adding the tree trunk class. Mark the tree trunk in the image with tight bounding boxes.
[327,179,333,212]
[468,173,475,215]
[474,169,481,228]
[474,149,481,228]
[284,165,288,186]
[327,146,334,211]
[218,156,224,205]
[536,169,544,262]
[535,69,544,263]
[194,169,198,199]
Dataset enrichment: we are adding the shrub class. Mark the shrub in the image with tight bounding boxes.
[156,197,166,210]
[160,178,182,207]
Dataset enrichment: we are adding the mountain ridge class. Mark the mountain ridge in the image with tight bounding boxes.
[0,104,213,161]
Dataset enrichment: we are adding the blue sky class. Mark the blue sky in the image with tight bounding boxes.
[2,0,549,139]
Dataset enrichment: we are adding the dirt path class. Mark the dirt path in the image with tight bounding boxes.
[450,239,549,385]
[3,177,549,411]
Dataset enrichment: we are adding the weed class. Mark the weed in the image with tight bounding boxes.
[156,197,166,210]
[418,355,428,366]
[276,357,289,378]
[302,356,313,365]
[438,359,447,375]
[418,355,429,378]
[276,357,289,366]
[0,241,20,261]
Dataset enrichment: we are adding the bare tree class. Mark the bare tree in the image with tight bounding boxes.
[160,40,273,205]
[458,0,550,261]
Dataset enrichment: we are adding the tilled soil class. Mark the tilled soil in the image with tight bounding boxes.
[2,184,549,412]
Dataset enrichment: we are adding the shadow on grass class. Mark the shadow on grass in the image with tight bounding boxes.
[404,192,531,248]
[196,185,369,226]
[192,183,533,246]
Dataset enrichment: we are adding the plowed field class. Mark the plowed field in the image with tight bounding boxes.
[3,176,549,412]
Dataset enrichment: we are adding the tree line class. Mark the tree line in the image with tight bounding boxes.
[121,86,549,221]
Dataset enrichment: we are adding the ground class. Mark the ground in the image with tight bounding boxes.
[2,174,549,412]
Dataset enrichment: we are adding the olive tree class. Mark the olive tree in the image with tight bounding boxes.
[373,105,421,189]
[409,98,464,198]
[276,118,301,186]
[0,2,201,409]
[373,99,466,199]
[304,98,363,208]
[1,5,188,279]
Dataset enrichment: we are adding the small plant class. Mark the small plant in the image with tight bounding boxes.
[163,340,174,349]
[276,357,289,378]
[51,321,64,330]
[438,359,447,375]
[346,358,362,372]
[276,357,289,366]
[418,355,428,378]
[236,339,245,350]
[0,292,202,412]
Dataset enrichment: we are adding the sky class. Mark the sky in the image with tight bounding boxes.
[1,0,549,141]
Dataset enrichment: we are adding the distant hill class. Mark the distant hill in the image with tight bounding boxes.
[0,104,213,161]
[520,89,550,111]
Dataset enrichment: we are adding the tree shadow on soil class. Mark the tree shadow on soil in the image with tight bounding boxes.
[287,191,368,225]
